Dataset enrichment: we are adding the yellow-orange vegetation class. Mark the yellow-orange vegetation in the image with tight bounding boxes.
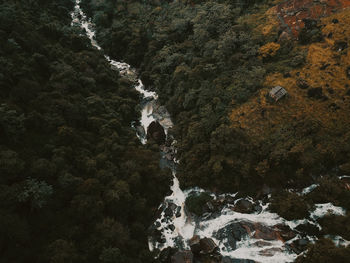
[259,42,281,58]
[230,9,350,166]
[237,1,282,38]
[259,6,280,36]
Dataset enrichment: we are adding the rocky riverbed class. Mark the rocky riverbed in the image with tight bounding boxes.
[71,1,349,262]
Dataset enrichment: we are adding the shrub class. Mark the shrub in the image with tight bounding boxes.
[185,192,213,216]
[269,191,309,220]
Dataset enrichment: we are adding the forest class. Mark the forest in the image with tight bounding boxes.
[80,0,350,261]
[0,0,171,262]
[1,0,350,262]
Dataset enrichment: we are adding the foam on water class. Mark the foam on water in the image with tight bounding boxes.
[309,203,346,220]
[71,2,349,262]
[300,184,319,195]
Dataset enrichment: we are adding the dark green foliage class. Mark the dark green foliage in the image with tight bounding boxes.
[318,214,350,240]
[298,19,323,45]
[0,0,171,262]
[296,238,350,263]
[82,0,316,194]
[185,192,213,216]
[81,0,270,192]
[269,191,309,220]
[306,177,350,210]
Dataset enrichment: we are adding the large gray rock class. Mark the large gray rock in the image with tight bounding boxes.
[200,237,218,254]
[233,199,255,213]
[147,121,166,144]
[189,235,201,254]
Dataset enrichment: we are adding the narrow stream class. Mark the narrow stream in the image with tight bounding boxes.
[70,2,349,262]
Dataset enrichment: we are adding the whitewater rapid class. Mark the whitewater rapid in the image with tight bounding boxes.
[70,2,349,262]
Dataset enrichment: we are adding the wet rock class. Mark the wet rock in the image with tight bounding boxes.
[147,121,166,144]
[200,237,218,254]
[165,153,174,161]
[275,224,296,241]
[253,240,273,247]
[216,222,249,244]
[169,224,175,232]
[222,195,237,205]
[135,125,146,139]
[233,199,255,213]
[222,257,255,263]
[289,238,309,254]
[254,205,262,214]
[169,202,178,211]
[189,235,201,254]
[298,239,308,246]
[278,31,291,42]
[164,207,173,217]
[157,234,166,243]
[175,206,181,217]
[259,247,283,256]
[252,223,280,241]
[205,200,216,212]
[217,221,294,245]
[171,250,193,263]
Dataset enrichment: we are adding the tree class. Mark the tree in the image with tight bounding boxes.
[18,178,53,209]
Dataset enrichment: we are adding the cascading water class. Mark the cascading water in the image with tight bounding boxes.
[70,2,349,262]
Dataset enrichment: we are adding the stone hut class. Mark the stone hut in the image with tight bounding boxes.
[269,86,287,101]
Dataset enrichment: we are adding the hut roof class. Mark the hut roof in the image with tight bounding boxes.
[269,86,287,101]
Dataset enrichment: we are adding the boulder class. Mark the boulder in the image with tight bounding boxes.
[233,199,255,213]
[259,247,283,256]
[189,235,201,254]
[215,222,250,249]
[278,31,291,42]
[171,250,193,263]
[289,238,309,254]
[252,223,281,241]
[164,207,173,217]
[200,237,218,254]
[147,121,166,144]
[275,224,296,241]
[135,125,146,138]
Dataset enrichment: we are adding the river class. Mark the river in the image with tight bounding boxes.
[70,1,349,262]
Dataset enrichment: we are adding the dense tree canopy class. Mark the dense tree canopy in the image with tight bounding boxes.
[0,0,171,262]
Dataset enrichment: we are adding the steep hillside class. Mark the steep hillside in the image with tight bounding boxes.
[67,0,350,261]
[0,0,171,262]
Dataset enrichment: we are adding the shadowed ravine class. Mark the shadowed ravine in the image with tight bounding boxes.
[70,1,349,262]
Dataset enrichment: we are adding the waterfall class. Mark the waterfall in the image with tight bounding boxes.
[70,2,348,262]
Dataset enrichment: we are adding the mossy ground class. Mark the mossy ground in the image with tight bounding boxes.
[230,8,350,183]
